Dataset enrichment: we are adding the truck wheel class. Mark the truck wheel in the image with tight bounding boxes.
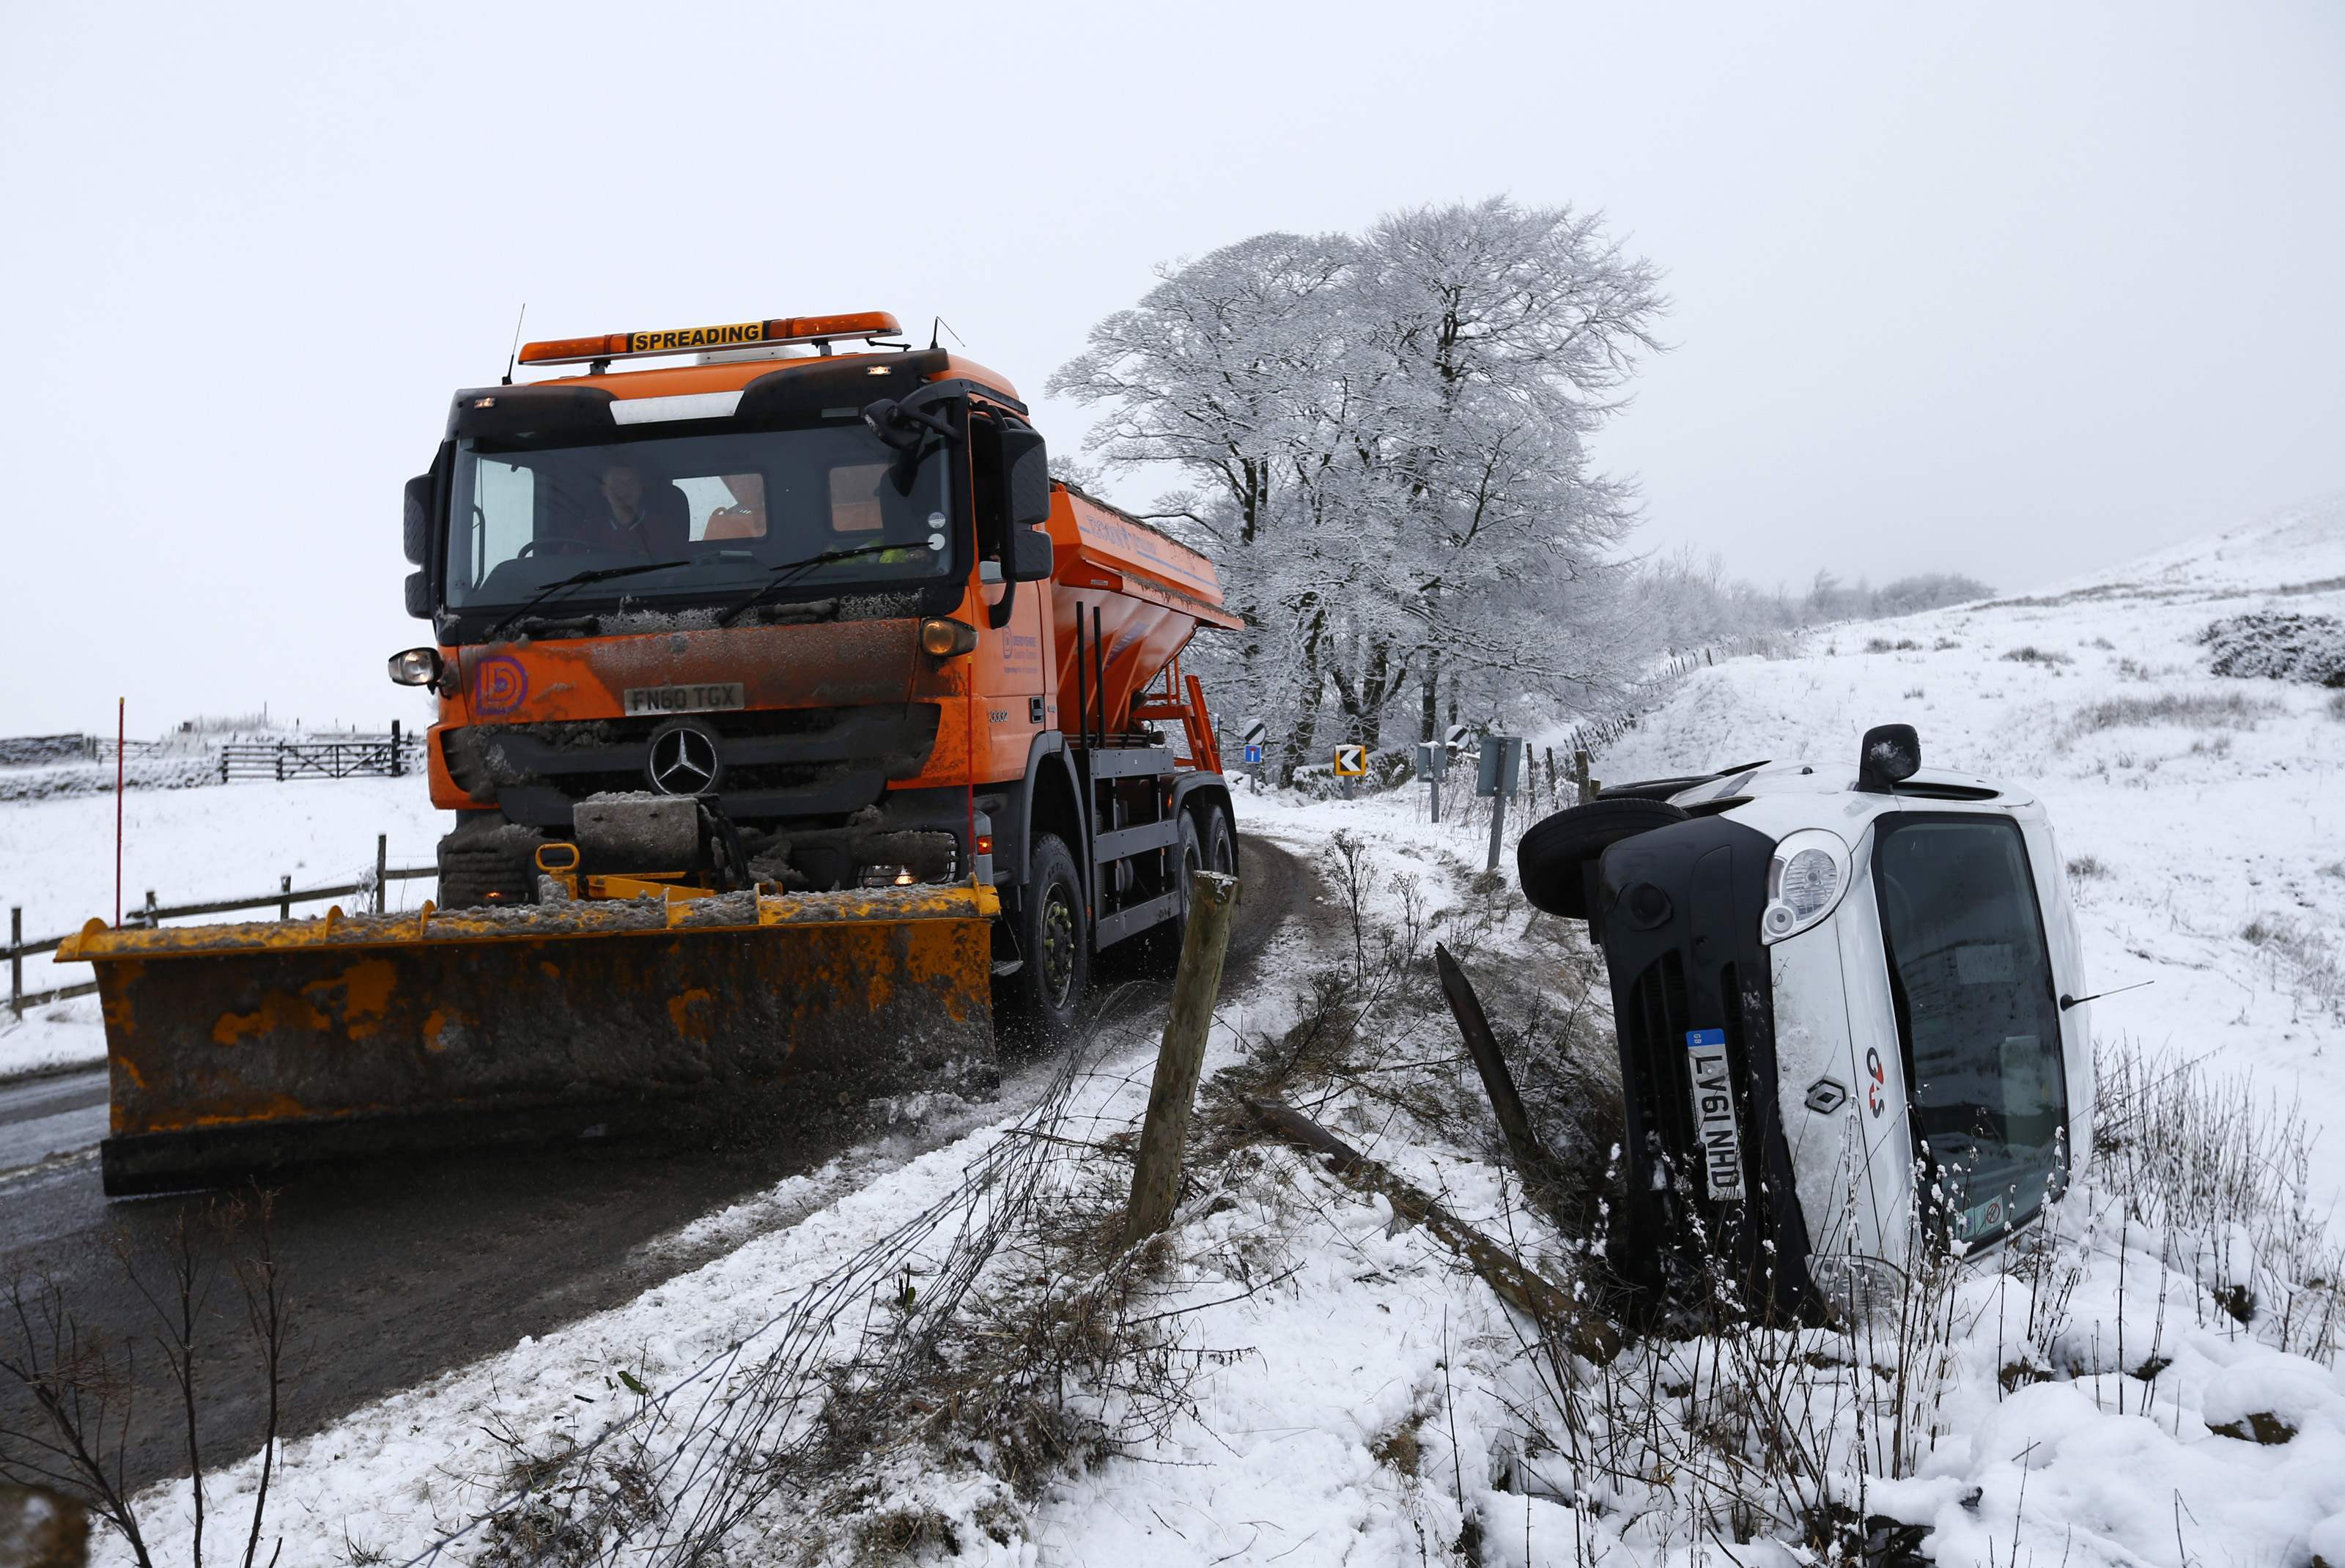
[1200,802,1237,876]
[1516,798,1689,920]
[435,820,543,910]
[1001,832,1090,1042]
[1133,810,1209,977]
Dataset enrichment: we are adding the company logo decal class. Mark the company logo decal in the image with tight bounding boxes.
[473,656,528,715]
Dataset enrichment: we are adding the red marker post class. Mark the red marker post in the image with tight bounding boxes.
[115,697,125,928]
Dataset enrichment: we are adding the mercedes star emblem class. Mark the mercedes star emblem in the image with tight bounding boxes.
[646,722,722,796]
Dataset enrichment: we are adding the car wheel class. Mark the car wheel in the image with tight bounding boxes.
[1515,798,1691,919]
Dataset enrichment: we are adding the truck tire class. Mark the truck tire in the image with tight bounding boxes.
[1200,801,1236,876]
[435,821,543,909]
[1137,801,1238,977]
[1516,798,1689,920]
[1133,810,1208,977]
[1000,832,1090,1042]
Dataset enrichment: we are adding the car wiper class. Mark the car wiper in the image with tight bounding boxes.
[483,560,688,643]
[714,541,923,627]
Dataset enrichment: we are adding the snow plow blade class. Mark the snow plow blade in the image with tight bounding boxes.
[57,884,998,1196]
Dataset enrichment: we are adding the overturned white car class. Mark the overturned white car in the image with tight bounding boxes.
[1517,725,2094,1317]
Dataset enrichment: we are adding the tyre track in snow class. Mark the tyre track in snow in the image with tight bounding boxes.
[0,833,1309,1496]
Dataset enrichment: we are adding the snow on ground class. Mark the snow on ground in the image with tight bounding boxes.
[40,498,2345,1565]
[0,776,446,1076]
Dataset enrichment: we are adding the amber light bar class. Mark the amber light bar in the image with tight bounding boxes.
[517,311,904,366]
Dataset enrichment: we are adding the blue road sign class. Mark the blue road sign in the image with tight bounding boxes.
[1243,744,1263,766]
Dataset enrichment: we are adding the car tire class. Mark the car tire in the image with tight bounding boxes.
[1516,798,1690,919]
[1000,832,1090,1043]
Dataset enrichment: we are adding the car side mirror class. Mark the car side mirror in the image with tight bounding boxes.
[404,569,432,620]
[404,474,433,566]
[1005,525,1055,583]
[1855,723,1921,792]
[1002,426,1052,528]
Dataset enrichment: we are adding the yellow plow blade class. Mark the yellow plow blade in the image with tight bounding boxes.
[58,884,998,1195]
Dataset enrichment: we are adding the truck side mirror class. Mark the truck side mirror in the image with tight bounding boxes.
[1002,426,1052,528]
[404,569,432,620]
[404,474,434,566]
[1005,525,1055,583]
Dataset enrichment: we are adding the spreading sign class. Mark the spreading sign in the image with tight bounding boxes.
[1334,744,1368,777]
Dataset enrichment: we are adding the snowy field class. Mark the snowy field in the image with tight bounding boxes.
[0,777,446,1077]
[16,499,2345,1566]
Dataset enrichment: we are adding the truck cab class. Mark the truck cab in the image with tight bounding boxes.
[392,311,1241,1034]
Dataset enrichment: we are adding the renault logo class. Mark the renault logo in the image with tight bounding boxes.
[646,721,722,796]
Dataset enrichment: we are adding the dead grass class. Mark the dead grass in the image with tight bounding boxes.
[2069,691,2278,735]
[2094,1042,2343,1364]
[2001,645,2073,666]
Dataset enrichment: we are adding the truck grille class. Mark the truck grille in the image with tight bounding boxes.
[442,703,940,824]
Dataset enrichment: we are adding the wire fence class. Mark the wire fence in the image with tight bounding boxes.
[5,835,436,1017]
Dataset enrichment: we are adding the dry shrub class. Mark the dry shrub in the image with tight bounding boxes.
[2069,691,2277,734]
[2094,1042,2342,1363]
[2199,610,2345,686]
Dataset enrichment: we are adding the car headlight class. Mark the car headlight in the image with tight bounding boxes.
[1808,1251,1906,1325]
[1760,828,1850,944]
[388,647,444,687]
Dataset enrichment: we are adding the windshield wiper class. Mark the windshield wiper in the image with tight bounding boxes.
[483,560,688,643]
[715,541,923,627]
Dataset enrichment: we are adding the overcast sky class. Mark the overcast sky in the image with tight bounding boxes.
[1,1,2338,736]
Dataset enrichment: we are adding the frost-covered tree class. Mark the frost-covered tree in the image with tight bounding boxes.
[1051,199,1665,776]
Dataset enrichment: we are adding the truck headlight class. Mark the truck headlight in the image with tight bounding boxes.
[388,647,444,687]
[1760,828,1850,944]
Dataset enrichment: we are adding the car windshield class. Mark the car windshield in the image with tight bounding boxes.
[446,422,953,613]
[1874,816,2067,1244]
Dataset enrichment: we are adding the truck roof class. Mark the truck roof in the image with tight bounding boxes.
[521,347,1025,409]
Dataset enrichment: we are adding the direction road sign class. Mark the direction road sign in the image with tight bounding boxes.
[1334,744,1368,777]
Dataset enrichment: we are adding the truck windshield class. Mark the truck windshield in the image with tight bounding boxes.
[1874,816,2067,1245]
[445,422,953,615]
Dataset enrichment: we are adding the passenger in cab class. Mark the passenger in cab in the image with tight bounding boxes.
[704,473,767,541]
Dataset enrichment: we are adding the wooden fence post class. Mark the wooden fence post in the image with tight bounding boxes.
[374,835,388,914]
[1123,870,1241,1249]
[278,875,292,921]
[1574,749,1592,805]
[8,907,20,1017]
[390,720,403,778]
[142,891,158,929]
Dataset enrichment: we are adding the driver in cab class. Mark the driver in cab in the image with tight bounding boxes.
[570,463,689,556]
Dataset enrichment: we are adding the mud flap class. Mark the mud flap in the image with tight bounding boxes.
[59,885,998,1195]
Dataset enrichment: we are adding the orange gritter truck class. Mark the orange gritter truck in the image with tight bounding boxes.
[62,310,1242,1194]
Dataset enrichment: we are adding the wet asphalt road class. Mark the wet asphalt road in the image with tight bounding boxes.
[0,835,1307,1495]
